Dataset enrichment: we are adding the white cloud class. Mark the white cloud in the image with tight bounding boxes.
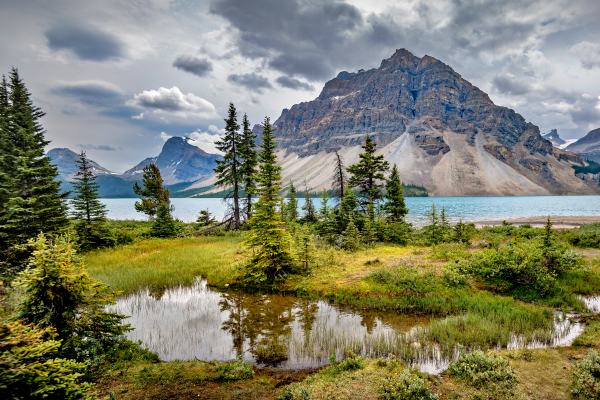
[187,129,223,155]
[570,41,600,69]
[128,86,218,121]
[160,131,172,141]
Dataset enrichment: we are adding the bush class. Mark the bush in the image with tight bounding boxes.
[330,351,364,372]
[369,267,442,296]
[214,358,254,382]
[379,369,438,400]
[378,221,412,245]
[448,350,515,388]
[252,338,288,366]
[0,321,90,400]
[571,350,600,399]
[458,239,581,299]
[568,223,600,249]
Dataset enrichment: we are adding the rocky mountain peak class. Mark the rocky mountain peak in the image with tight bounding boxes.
[268,48,596,195]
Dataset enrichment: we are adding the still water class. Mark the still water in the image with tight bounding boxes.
[97,196,600,225]
[111,279,595,374]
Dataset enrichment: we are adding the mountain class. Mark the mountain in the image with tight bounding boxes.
[122,137,220,185]
[542,129,565,147]
[49,137,221,197]
[48,148,113,180]
[260,48,596,195]
[567,128,600,163]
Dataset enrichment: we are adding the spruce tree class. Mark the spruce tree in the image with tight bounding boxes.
[244,117,295,286]
[0,76,10,238]
[0,68,68,274]
[333,151,346,201]
[286,182,298,223]
[133,163,169,219]
[337,189,360,233]
[427,204,442,245]
[302,188,317,223]
[384,164,408,221]
[214,103,243,228]
[347,135,389,219]
[239,113,257,219]
[319,191,330,219]
[341,217,361,251]
[71,151,112,251]
[150,203,177,238]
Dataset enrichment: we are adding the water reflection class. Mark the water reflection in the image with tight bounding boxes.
[111,279,595,373]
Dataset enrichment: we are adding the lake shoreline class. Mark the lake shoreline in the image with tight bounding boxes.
[474,215,600,228]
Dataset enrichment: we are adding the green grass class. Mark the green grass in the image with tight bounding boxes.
[85,234,244,294]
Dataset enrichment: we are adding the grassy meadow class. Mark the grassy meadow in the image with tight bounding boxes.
[82,222,600,399]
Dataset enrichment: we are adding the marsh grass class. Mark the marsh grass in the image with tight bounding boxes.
[85,234,244,293]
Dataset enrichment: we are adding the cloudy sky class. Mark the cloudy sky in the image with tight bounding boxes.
[1,0,599,172]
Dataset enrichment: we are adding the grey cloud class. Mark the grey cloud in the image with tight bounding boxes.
[492,75,531,96]
[570,41,600,69]
[45,23,125,61]
[52,80,123,106]
[80,144,120,151]
[173,55,213,77]
[227,72,272,92]
[275,76,314,91]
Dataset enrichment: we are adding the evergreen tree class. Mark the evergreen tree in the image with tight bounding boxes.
[341,217,361,251]
[384,164,408,221]
[0,75,10,223]
[214,103,243,228]
[347,135,389,219]
[196,209,215,227]
[286,182,298,223]
[150,203,177,238]
[15,234,127,360]
[426,204,442,245]
[133,163,169,219]
[453,219,471,244]
[0,68,68,274]
[244,117,295,286]
[302,191,317,223]
[319,191,330,219]
[71,151,113,251]
[338,189,360,233]
[239,113,257,219]
[333,151,346,201]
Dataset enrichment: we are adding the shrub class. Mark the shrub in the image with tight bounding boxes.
[379,369,438,400]
[332,351,364,372]
[0,321,90,399]
[378,221,412,245]
[214,358,254,382]
[458,239,581,299]
[252,338,288,366]
[571,350,600,399]
[369,267,442,296]
[568,223,600,249]
[448,350,515,388]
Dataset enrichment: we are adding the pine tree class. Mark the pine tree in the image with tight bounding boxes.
[239,113,257,220]
[196,209,215,227]
[384,164,408,221]
[347,135,389,219]
[302,188,317,223]
[319,191,330,219]
[133,163,169,219]
[150,203,177,238]
[72,151,113,251]
[341,217,361,251]
[333,151,346,201]
[427,204,442,245]
[214,103,243,228]
[244,117,295,286]
[0,75,10,239]
[0,68,68,274]
[338,189,360,233]
[286,182,298,223]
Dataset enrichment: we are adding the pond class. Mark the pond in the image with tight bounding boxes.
[111,280,597,374]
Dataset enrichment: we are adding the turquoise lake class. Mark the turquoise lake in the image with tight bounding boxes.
[96,196,600,225]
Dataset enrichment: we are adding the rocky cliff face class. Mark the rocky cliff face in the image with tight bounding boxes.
[268,49,596,195]
[567,128,600,163]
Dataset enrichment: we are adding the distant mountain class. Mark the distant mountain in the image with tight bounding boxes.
[258,48,596,195]
[122,137,220,185]
[567,128,600,163]
[49,136,221,198]
[542,129,566,147]
[48,148,113,180]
